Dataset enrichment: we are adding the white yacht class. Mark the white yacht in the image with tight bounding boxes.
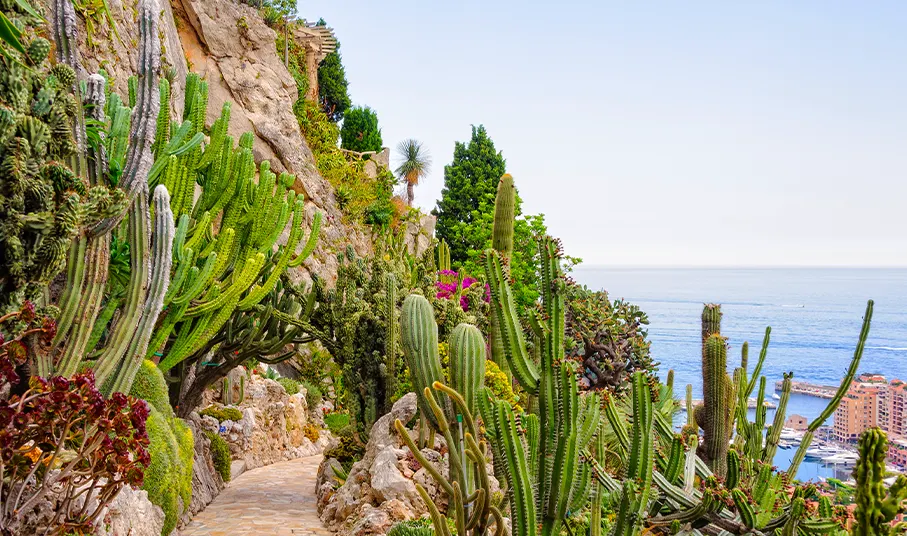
[822,452,859,466]
[805,445,840,459]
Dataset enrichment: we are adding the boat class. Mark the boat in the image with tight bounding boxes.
[778,440,793,450]
[772,393,781,400]
[805,446,840,459]
[822,452,859,466]
[779,429,804,442]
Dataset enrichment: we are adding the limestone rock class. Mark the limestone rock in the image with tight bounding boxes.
[98,487,166,536]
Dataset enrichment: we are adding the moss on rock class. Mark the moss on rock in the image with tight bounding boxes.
[204,430,232,482]
[277,377,299,395]
[200,406,243,422]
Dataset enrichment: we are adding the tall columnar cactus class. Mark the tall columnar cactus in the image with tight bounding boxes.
[788,300,874,475]
[401,294,446,428]
[437,239,451,273]
[853,428,907,535]
[383,272,398,412]
[481,237,600,536]
[612,373,655,536]
[695,334,734,477]
[489,173,515,377]
[50,0,164,393]
[448,323,485,415]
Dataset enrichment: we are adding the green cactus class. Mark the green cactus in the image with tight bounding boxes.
[448,323,485,415]
[612,373,655,536]
[437,239,451,272]
[396,382,506,536]
[853,428,907,535]
[0,1,125,318]
[481,237,600,536]
[384,272,398,412]
[387,521,435,536]
[401,294,446,428]
[222,377,233,406]
[488,173,515,378]
[695,333,734,477]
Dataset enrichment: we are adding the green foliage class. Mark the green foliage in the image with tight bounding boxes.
[340,106,382,153]
[204,430,232,483]
[295,99,397,225]
[277,376,300,395]
[0,2,126,315]
[130,359,172,416]
[301,379,323,408]
[324,412,350,434]
[316,20,350,122]
[433,126,561,310]
[388,519,435,536]
[200,406,243,422]
[566,284,655,392]
[324,433,365,467]
[144,407,194,535]
[482,359,520,410]
[303,422,320,442]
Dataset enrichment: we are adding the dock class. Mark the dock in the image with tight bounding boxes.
[689,398,776,410]
[776,380,837,399]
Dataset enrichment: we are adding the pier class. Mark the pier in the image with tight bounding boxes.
[776,380,838,399]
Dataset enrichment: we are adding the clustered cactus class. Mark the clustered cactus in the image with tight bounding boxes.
[853,427,907,535]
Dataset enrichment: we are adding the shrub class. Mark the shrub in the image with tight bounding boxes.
[388,519,434,536]
[200,406,243,422]
[340,106,382,153]
[484,359,521,411]
[301,380,323,408]
[130,359,194,535]
[0,372,150,534]
[278,377,300,395]
[205,430,232,482]
[303,423,321,442]
[324,434,365,467]
[324,412,350,434]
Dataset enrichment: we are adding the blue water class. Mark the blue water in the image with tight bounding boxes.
[573,266,907,480]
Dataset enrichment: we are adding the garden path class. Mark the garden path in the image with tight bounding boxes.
[180,455,331,536]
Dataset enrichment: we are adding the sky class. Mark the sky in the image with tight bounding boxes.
[299,1,907,266]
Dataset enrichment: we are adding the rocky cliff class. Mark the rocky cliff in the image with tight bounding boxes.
[63,0,374,284]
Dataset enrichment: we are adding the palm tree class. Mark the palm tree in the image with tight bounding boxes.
[394,139,431,206]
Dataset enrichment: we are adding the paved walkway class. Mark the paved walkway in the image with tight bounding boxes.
[181,455,332,536]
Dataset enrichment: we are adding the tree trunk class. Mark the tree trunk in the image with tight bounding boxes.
[175,359,238,418]
[406,181,415,206]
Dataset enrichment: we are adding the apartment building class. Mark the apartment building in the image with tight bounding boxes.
[833,378,887,442]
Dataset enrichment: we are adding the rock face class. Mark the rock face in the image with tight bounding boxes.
[202,370,329,472]
[180,416,226,526]
[99,487,166,536]
[58,0,373,286]
[316,394,499,536]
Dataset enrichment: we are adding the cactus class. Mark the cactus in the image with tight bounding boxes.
[481,237,600,536]
[401,294,446,428]
[396,382,506,536]
[387,522,435,536]
[488,174,515,377]
[853,428,907,535]
[695,333,734,477]
[700,303,721,346]
[0,1,124,317]
[221,377,233,406]
[448,323,485,415]
[384,272,398,412]
[612,373,655,536]
[437,239,451,272]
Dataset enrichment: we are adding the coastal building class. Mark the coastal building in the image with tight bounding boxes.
[834,380,887,442]
[889,437,907,468]
[889,380,907,436]
[785,414,808,431]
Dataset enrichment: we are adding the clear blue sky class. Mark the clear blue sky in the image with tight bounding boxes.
[300,1,907,266]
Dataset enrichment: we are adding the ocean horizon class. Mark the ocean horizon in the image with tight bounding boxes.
[572,266,907,399]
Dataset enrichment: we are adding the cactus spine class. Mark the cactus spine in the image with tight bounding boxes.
[853,428,907,535]
[489,174,515,377]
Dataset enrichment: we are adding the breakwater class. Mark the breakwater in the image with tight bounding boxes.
[776,380,837,399]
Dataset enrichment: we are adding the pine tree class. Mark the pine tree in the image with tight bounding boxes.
[434,125,509,266]
[316,19,351,122]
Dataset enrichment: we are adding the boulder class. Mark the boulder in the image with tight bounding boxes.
[98,487,166,536]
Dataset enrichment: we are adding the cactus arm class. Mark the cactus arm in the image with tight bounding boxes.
[808,299,873,432]
[489,174,515,377]
[106,184,175,394]
[700,334,731,477]
[483,249,539,393]
[761,372,792,463]
[664,435,685,484]
[743,327,771,398]
[498,401,538,536]
[288,211,321,267]
[604,394,629,455]
[383,273,397,413]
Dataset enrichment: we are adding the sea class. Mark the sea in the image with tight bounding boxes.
[572,266,907,481]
